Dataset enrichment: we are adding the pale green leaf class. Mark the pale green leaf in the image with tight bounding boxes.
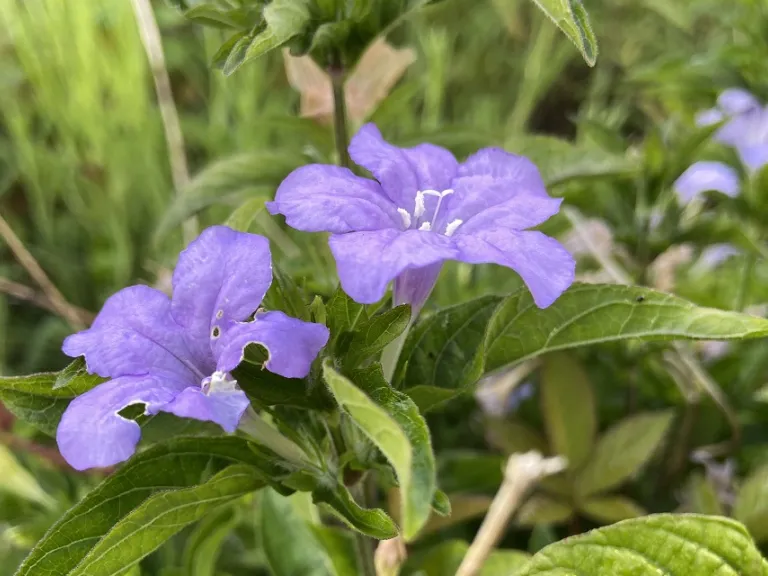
[0,444,55,509]
[683,472,724,517]
[182,504,240,576]
[261,488,336,576]
[68,465,263,576]
[485,284,768,376]
[574,411,674,498]
[484,418,548,457]
[225,197,266,232]
[516,494,574,527]
[578,495,647,524]
[323,361,436,540]
[540,353,596,470]
[734,465,768,542]
[516,514,767,575]
[528,0,598,66]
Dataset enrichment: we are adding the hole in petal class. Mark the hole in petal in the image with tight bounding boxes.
[117,402,147,421]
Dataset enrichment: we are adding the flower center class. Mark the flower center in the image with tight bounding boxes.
[399,189,463,236]
[201,370,238,395]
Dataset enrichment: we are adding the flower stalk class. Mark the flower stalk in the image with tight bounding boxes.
[330,53,350,169]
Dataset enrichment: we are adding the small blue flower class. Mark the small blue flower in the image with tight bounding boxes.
[267,124,574,313]
[57,226,329,471]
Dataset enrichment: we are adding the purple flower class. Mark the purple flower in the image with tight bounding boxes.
[57,226,329,471]
[673,161,740,203]
[266,124,574,312]
[697,88,768,173]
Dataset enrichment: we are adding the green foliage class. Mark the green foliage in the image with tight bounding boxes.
[527,0,598,66]
[516,515,767,575]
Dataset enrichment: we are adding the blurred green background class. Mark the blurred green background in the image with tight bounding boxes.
[3,0,768,573]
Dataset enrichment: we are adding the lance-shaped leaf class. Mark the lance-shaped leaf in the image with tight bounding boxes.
[485,284,768,375]
[15,437,274,576]
[343,305,410,369]
[528,0,598,66]
[574,411,674,498]
[323,360,436,540]
[182,504,241,576]
[0,444,55,509]
[516,514,767,575]
[68,465,264,576]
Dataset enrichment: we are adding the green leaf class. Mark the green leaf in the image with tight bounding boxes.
[437,452,504,494]
[343,305,410,369]
[311,525,361,576]
[420,494,493,536]
[184,4,254,29]
[261,489,337,576]
[528,0,598,66]
[323,361,436,540]
[733,465,768,542]
[326,287,366,338]
[574,411,674,498]
[683,472,724,517]
[0,368,101,435]
[540,353,596,469]
[0,444,55,509]
[313,483,398,540]
[505,135,633,188]
[68,465,263,576]
[223,0,310,75]
[155,151,303,240]
[516,514,767,575]
[396,295,502,395]
[578,495,647,524]
[224,197,267,232]
[484,418,549,456]
[516,495,574,527]
[485,284,768,376]
[15,437,272,576]
[182,504,240,576]
[402,386,460,413]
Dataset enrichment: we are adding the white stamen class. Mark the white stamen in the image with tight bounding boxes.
[202,371,238,395]
[419,222,432,231]
[414,191,426,218]
[445,219,463,237]
[397,208,412,229]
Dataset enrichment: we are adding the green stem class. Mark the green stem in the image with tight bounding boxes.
[381,324,411,384]
[330,54,350,169]
[352,482,378,576]
[237,408,310,466]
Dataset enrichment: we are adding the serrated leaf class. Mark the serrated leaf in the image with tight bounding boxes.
[485,284,768,376]
[396,295,502,395]
[323,361,436,540]
[261,489,336,576]
[223,0,310,75]
[516,514,767,575]
[68,465,263,576]
[155,151,303,240]
[505,135,633,188]
[540,353,596,469]
[182,504,240,576]
[733,465,768,542]
[15,437,272,576]
[516,494,574,527]
[0,444,55,509]
[528,0,597,66]
[574,411,674,498]
[343,305,410,369]
[578,495,647,524]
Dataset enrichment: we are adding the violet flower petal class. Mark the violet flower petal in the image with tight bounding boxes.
[456,194,563,237]
[62,285,199,382]
[57,375,187,471]
[738,144,768,173]
[393,262,443,312]
[266,164,400,232]
[717,88,761,116]
[696,108,724,127]
[673,161,740,203]
[171,226,272,365]
[348,123,458,212]
[454,230,575,308]
[159,386,250,433]
[329,229,459,304]
[215,311,330,378]
[440,148,547,229]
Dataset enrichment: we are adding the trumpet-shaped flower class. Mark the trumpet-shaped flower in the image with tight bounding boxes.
[267,124,574,312]
[57,226,329,471]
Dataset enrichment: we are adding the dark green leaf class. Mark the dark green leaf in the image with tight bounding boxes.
[343,305,410,369]
[326,287,365,338]
[313,482,398,540]
[485,284,768,375]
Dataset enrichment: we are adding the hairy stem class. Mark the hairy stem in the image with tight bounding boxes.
[330,54,350,169]
[352,482,378,576]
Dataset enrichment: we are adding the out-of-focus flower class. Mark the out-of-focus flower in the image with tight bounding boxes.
[649,244,694,292]
[673,161,740,204]
[268,124,575,313]
[57,226,329,471]
[283,39,416,126]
